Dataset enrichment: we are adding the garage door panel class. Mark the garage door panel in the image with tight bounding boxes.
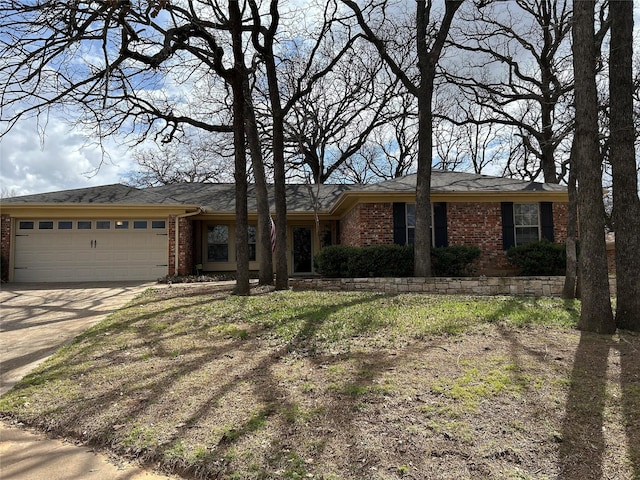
[14,219,169,282]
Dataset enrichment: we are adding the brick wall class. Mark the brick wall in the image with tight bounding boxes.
[447,202,513,275]
[168,215,195,276]
[553,203,568,243]
[338,200,570,276]
[340,203,394,247]
[1,214,10,281]
[180,217,194,275]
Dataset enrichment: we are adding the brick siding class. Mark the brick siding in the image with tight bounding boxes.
[340,203,394,247]
[1,214,10,281]
[338,201,569,276]
[446,202,512,275]
[169,215,195,276]
[553,202,568,243]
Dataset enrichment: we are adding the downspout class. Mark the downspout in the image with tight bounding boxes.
[174,207,204,275]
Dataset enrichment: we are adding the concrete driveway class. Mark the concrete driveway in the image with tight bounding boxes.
[0,282,153,395]
[0,282,179,480]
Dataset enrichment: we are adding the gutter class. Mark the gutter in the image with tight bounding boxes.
[174,207,204,275]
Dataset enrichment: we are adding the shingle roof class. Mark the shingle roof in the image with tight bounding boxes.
[363,171,566,193]
[0,184,182,205]
[1,171,567,212]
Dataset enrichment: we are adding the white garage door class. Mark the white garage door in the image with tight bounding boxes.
[14,219,169,282]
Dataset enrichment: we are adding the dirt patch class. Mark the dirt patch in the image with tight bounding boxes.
[2,285,639,480]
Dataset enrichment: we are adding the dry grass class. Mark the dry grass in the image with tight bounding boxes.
[1,284,639,480]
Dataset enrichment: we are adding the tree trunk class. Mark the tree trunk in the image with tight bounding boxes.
[242,93,274,286]
[229,0,273,287]
[609,0,640,330]
[231,77,250,296]
[250,0,289,290]
[413,2,434,278]
[264,54,289,290]
[413,90,433,277]
[563,160,578,299]
[571,0,615,333]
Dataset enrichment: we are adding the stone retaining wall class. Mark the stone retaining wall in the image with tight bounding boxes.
[290,276,567,297]
[291,276,617,297]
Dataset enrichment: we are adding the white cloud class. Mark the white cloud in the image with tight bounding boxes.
[0,115,135,196]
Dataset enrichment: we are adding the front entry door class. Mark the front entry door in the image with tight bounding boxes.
[292,227,313,274]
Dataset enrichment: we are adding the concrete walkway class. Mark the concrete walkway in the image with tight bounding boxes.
[0,282,179,480]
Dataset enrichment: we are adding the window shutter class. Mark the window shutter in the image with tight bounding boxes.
[393,203,406,245]
[433,202,448,247]
[501,202,515,249]
[540,202,554,242]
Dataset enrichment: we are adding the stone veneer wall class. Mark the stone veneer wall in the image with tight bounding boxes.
[290,276,567,297]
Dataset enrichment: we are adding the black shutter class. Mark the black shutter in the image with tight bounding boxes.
[393,203,406,245]
[540,202,554,242]
[501,202,515,250]
[433,202,448,247]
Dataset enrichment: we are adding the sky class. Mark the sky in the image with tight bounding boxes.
[0,1,639,198]
[0,114,135,197]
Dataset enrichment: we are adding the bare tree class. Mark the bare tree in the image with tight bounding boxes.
[0,187,18,199]
[609,0,640,330]
[282,37,402,184]
[445,0,574,184]
[342,0,464,277]
[249,0,370,287]
[571,0,615,333]
[0,0,279,294]
[123,130,235,187]
[328,91,419,183]
[432,103,509,174]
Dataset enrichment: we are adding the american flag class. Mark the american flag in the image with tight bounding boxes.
[270,216,277,253]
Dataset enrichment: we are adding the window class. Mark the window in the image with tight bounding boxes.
[406,204,416,245]
[234,226,257,261]
[77,221,92,230]
[19,221,34,230]
[207,225,229,262]
[152,220,166,229]
[514,203,540,245]
[58,221,73,230]
[115,220,129,229]
[405,204,434,246]
[96,220,111,230]
[38,221,54,230]
[133,220,148,229]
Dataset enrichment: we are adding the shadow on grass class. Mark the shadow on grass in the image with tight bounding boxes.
[9,289,626,480]
[559,332,612,479]
[2,287,409,479]
[558,331,640,480]
[619,332,640,480]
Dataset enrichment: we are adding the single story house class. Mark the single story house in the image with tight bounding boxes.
[0,171,568,282]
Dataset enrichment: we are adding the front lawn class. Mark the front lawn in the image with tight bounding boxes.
[1,285,639,480]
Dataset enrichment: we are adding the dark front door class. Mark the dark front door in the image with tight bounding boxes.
[292,227,313,274]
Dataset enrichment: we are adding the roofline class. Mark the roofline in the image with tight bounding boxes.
[1,204,200,216]
[329,190,569,215]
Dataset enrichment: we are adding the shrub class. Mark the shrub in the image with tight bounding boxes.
[315,244,481,278]
[315,245,413,278]
[314,245,361,277]
[431,245,481,277]
[507,240,566,275]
